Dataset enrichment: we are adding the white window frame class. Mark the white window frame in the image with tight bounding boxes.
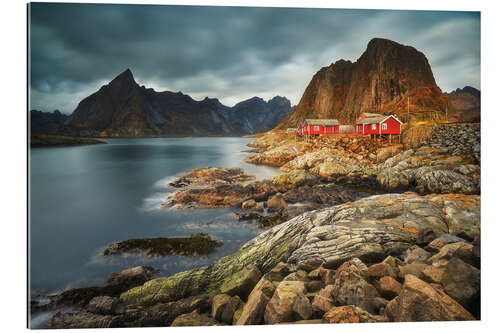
[371,124,376,130]
[382,123,387,130]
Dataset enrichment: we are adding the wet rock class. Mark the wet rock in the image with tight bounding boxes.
[241,199,257,210]
[264,281,306,324]
[87,296,119,315]
[267,194,287,212]
[170,310,221,327]
[107,266,157,289]
[219,265,262,300]
[211,294,242,324]
[241,199,266,212]
[102,233,222,257]
[322,305,383,323]
[385,275,475,321]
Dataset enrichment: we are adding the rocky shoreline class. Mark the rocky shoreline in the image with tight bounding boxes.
[36,125,481,328]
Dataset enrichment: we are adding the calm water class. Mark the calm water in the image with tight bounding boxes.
[29,137,280,295]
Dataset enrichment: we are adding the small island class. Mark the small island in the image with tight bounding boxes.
[30,133,107,147]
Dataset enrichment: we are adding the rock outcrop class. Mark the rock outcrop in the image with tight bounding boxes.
[102,233,222,257]
[276,38,447,129]
[120,193,479,306]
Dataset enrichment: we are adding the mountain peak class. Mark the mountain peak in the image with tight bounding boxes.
[109,68,136,87]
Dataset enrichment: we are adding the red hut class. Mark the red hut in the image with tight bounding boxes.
[356,113,402,135]
[302,119,340,135]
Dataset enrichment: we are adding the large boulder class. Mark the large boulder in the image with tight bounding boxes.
[236,278,276,325]
[311,285,335,315]
[211,294,242,324]
[265,262,291,282]
[330,259,381,314]
[402,245,431,263]
[267,194,287,212]
[264,281,307,324]
[107,266,156,289]
[219,265,262,300]
[385,275,475,321]
[364,262,397,280]
[292,294,313,321]
[440,257,480,317]
[427,242,479,268]
[375,276,402,300]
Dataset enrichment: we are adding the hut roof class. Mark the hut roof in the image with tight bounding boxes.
[305,119,340,126]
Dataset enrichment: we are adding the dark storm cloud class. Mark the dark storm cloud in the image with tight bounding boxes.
[29,3,480,113]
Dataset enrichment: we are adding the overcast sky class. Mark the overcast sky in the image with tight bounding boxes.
[29,3,480,114]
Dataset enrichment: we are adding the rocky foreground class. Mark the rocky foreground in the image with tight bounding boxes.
[48,191,479,327]
[41,124,480,328]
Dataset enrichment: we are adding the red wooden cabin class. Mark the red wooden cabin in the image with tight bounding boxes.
[356,113,402,135]
[301,119,340,135]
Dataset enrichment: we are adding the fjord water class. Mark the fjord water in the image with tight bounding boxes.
[29,137,280,295]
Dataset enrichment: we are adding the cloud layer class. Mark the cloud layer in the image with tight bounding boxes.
[29,3,480,113]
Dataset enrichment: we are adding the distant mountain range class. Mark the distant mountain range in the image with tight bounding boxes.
[275,38,479,129]
[31,38,480,137]
[444,86,480,123]
[30,69,292,137]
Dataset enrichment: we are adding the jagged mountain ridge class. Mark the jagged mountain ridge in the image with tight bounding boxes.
[276,38,451,129]
[444,86,480,123]
[30,110,69,135]
[49,69,291,137]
